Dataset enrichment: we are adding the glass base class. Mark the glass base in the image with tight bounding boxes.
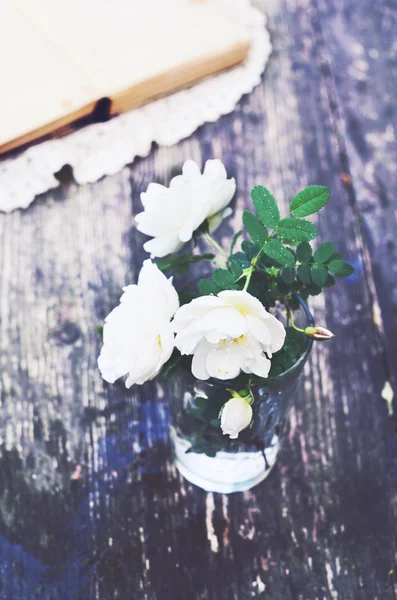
[171,428,279,493]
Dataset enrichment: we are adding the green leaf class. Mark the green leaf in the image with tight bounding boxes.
[283,327,305,354]
[326,252,342,264]
[296,241,313,263]
[328,260,355,277]
[242,210,268,246]
[299,288,310,300]
[213,269,236,290]
[229,252,251,269]
[154,252,214,274]
[297,264,312,284]
[241,240,260,260]
[277,218,318,242]
[280,267,296,284]
[275,280,291,294]
[323,274,336,288]
[310,263,328,286]
[269,327,306,377]
[229,259,243,279]
[230,230,243,254]
[290,185,330,217]
[313,242,334,263]
[263,239,295,267]
[305,283,322,296]
[198,279,220,295]
[251,186,280,228]
[178,290,199,305]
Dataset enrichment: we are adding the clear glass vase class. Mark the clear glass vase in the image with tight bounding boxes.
[168,300,313,493]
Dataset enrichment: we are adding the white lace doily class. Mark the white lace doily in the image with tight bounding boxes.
[0,0,271,213]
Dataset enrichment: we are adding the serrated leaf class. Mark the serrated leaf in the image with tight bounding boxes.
[280,267,296,284]
[263,239,295,267]
[299,288,310,300]
[305,283,322,296]
[198,279,220,295]
[313,242,334,263]
[296,241,313,263]
[290,185,330,217]
[242,210,268,246]
[251,186,280,228]
[310,263,328,286]
[323,273,336,288]
[278,239,298,247]
[213,269,236,289]
[230,230,243,254]
[326,252,342,264]
[328,260,355,277]
[229,252,251,269]
[241,240,261,260]
[229,260,243,279]
[297,264,312,284]
[277,218,318,242]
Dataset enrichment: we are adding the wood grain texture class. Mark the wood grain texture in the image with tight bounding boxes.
[0,0,397,598]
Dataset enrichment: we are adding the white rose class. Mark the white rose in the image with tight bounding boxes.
[135,159,236,258]
[98,260,179,387]
[173,290,286,381]
[220,397,253,439]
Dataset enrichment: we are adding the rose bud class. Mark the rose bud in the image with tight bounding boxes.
[304,326,335,341]
[220,397,253,439]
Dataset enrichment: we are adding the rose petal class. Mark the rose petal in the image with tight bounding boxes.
[98,261,178,387]
[143,235,183,258]
[182,159,201,180]
[195,306,247,338]
[206,347,242,380]
[137,159,235,256]
[246,354,271,378]
[218,290,269,319]
[191,340,212,380]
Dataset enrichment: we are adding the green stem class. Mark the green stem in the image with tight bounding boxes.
[242,224,282,292]
[227,387,254,405]
[287,306,305,333]
[203,232,228,267]
[242,216,294,292]
[243,249,263,291]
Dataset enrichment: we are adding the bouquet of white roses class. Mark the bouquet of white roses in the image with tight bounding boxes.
[98,159,353,441]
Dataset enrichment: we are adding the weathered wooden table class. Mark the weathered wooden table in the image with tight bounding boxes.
[1,0,397,598]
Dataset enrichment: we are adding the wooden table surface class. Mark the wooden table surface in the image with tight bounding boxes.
[1,0,397,598]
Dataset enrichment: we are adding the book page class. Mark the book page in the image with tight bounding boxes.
[0,0,249,152]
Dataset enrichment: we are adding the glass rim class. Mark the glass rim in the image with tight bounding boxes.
[262,296,314,383]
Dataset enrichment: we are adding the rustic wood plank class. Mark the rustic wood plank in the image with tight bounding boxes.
[312,0,397,396]
[0,0,396,598]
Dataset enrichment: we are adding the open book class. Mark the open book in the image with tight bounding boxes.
[0,0,250,154]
